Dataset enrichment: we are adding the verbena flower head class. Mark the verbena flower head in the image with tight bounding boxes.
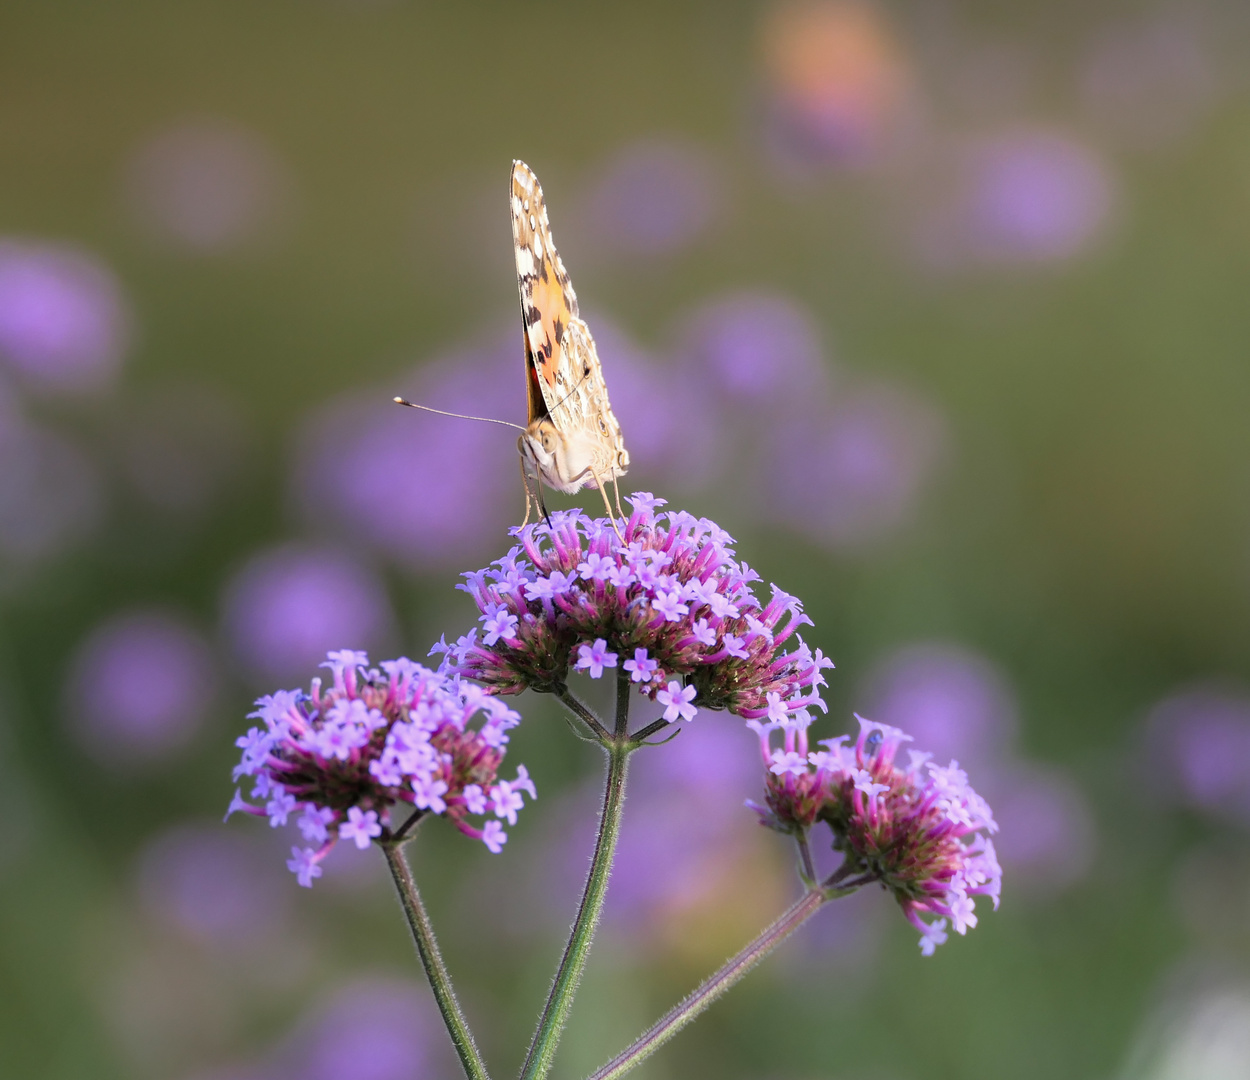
[226,650,534,885]
[433,494,833,721]
[750,713,1001,955]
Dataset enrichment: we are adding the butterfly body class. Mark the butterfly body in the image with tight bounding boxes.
[511,160,629,520]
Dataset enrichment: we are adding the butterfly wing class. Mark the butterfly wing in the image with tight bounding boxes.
[510,160,628,484]
[511,160,577,426]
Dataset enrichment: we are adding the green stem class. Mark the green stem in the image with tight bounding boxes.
[521,676,633,1080]
[584,887,840,1080]
[383,842,490,1080]
[795,831,816,885]
[556,687,612,743]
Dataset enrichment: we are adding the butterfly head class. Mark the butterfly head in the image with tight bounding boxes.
[518,418,568,490]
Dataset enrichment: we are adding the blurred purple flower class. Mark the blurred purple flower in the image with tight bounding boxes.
[604,716,762,927]
[1080,16,1218,150]
[1142,684,1250,825]
[966,131,1116,261]
[586,315,723,489]
[525,714,788,955]
[766,378,946,548]
[277,978,440,1080]
[0,239,131,392]
[220,544,395,684]
[293,336,518,569]
[859,641,1018,773]
[136,823,290,948]
[123,120,293,253]
[66,608,217,766]
[985,762,1096,895]
[673,290,830,408]
[582,140,723,257]
[0,407,104,563]
[184,977,446,1080]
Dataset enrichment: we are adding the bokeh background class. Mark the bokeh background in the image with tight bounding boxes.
[3,1,1250,1077]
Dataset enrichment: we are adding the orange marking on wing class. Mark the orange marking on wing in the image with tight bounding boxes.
[528,270,572,389]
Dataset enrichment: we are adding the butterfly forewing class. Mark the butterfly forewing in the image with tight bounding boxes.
[510,161,577,426]
[510,160,629,493]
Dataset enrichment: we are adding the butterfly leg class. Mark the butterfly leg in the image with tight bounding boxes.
[588,467,626,544]
[537,482,553,529]
[610,472,627,523]
[520,457,554,530]
[519,456,534,529]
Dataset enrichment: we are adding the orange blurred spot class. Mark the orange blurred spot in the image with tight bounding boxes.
[761,0,910,148]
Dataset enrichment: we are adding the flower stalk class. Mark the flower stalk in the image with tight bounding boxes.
[585,882,860,1080]
[520,673,634,1080]
[383,840,490,1080]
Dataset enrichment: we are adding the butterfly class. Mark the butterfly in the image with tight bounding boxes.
[510,159,630,529]
[395,161,629,533]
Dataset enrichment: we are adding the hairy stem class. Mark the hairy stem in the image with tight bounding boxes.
[585,885,857,1080]
[521,677,633,1080]
[383,843,490,1080]
[795,831,816,885]
[614,667,631,737]
[629,716,671,744]
[390,806,426,842]
[556,687,612,743]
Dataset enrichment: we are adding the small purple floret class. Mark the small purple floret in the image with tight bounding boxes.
[286,846,323,888]
[575,638,618,679]
[481,820,507,853]
[624,648,660,684]
[657,680,698,722]
[340,807,383,850]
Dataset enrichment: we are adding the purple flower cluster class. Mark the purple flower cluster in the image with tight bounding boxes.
[750,714,1001,954]
[433,495,833,722]
[226,650,534,885]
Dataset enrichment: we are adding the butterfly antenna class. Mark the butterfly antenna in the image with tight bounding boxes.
[393,398,525,431]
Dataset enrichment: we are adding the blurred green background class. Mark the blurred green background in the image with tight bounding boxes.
[3,1,1250,1078]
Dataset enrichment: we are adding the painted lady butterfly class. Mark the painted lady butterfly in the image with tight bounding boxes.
[510,160,629,527]
[396,161,630,531]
